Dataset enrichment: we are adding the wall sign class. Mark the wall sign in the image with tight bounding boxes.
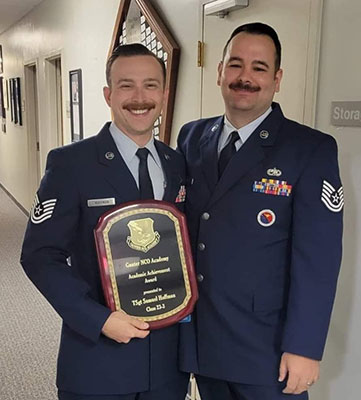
[331,101,361,127]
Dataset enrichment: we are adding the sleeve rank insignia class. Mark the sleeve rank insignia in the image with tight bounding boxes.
[321,180,344,212]
[175,185,186,203]
[253,178,292,197]
[30,194,57,224]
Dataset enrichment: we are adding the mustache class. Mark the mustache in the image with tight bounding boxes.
[123,102,155,110]
[229,81,261,92]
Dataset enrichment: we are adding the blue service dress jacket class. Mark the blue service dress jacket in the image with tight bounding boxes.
[21,123,187,395]
[177,103,343,385]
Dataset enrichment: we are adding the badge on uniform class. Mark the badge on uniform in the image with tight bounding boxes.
[257,209,276,227]
[253,178,292,197]
[30,194,57,224]
[175,185,186,203]
[321,180,344,212]
[87,198,115,207]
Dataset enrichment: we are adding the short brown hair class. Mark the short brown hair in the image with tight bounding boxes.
[106,43,166,87]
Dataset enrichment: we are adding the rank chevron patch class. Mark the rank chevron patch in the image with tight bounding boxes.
[321,180,344,213]
[30,194,57,224]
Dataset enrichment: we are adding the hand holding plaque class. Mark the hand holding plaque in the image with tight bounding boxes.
[94,200,198,329]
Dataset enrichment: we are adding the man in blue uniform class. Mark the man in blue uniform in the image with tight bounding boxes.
[178,23,343,400]
[21,44,189,400]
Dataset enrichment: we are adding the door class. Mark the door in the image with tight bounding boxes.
[24,62,41,204]
[200,0,323,126]
[45,55,64,148]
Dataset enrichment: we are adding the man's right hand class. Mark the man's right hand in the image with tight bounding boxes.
[101,311,150,343]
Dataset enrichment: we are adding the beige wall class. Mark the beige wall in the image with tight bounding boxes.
[152,0,202,148]
[0,0,119,209]
[312,0,361,398]
[0,0,202,210]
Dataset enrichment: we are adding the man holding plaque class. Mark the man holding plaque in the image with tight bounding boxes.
[178,23,343,399]
[21,44,189,400]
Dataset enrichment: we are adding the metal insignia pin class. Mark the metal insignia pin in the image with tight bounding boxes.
[211,124,219,132]
[260,130,269,139]
[105,152,115,160]
[164,154,170,160]
[267,167,282,177]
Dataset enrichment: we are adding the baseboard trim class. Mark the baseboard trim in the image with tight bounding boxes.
[0,183,29,217]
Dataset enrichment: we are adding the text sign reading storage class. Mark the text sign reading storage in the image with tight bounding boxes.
[331,101,361,127]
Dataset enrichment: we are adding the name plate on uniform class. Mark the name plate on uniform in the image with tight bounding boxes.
[94,200,198,329]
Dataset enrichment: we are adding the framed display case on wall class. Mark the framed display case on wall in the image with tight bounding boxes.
[0,45,3,74]
[14,77,22,126]
[69,69,83,142]
[9,77,22,126]
[0,76,6,133]
[109,0,180,144]
[10,78,14,122]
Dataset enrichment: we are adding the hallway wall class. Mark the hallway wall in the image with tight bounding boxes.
[0,0,120,209]
[0,0,202,211]
[311,0,361,398]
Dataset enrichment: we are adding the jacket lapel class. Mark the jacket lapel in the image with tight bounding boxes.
[208,104,284,208]
[95,123,139,202]
[199,116,224,193]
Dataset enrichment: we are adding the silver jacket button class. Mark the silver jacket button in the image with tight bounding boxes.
[201,212,210,220]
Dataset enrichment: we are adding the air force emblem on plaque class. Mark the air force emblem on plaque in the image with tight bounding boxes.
[321,180,344,213]
[30,194,57,224]
[127,218,160,253]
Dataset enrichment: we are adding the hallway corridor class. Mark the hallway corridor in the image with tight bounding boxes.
[0,187,60,400]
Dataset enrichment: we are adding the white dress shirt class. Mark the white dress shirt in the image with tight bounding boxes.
[218,107,272,156]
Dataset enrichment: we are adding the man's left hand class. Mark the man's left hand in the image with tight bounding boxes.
[279,352,320,394]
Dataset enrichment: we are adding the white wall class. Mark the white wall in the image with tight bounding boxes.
[0,0,120,209]
[0,0,202,210]
[311,0,361,398]
[152,0,202,148]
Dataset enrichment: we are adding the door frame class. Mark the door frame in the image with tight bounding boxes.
[44,52,64,148]
[24,58,41,204]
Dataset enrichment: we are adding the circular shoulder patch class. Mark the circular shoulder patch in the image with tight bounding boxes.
[257,209,276,227]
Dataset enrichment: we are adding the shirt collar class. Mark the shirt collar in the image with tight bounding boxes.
[109,122,161,167]
[223,106,272,144]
